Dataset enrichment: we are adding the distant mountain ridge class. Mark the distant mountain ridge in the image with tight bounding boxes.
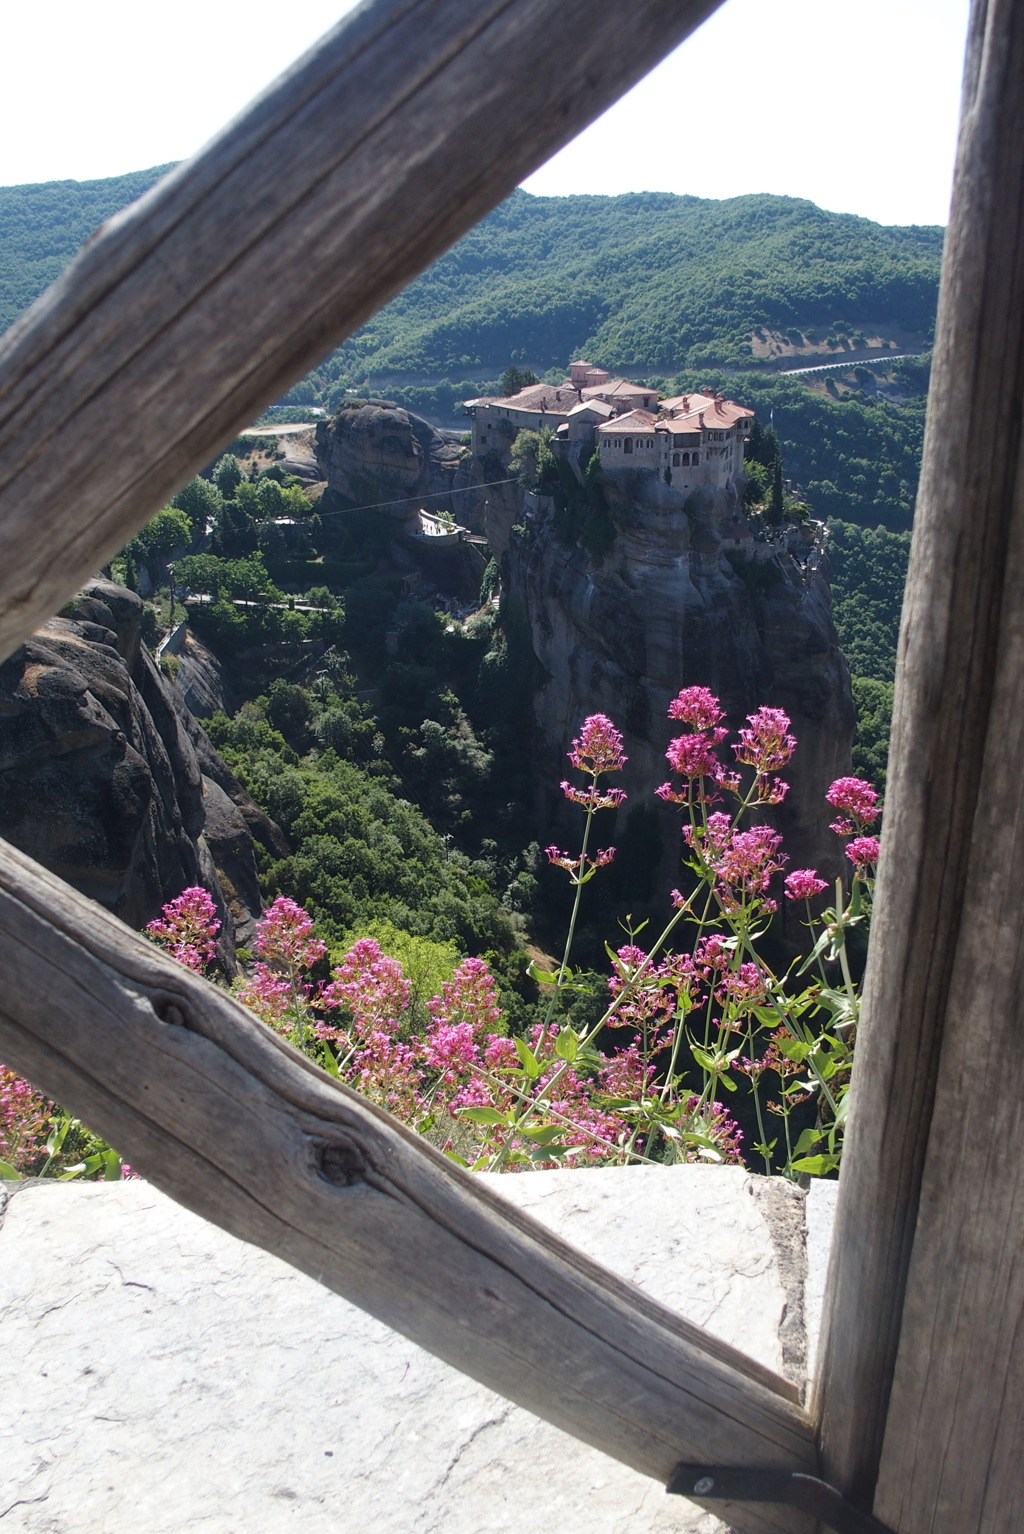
[0,171,939,528]
[0,164,172,332]
[0,174,941,376]
[324,189,942,385]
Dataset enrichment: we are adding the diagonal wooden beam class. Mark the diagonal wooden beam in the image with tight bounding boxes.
[0,0,725,663]
[0,837,816,1534]
[814,1,1024,1526]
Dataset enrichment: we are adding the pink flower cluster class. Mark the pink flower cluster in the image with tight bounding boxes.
[255,895,327,970]
[568,714,627,776]
[685,812,787,913]
[0,1065,51,1172]
[658,690,795,806]
[785,869,829,901]
[826,777,881,870]
[145,886,220,972]
[826,776,879,835]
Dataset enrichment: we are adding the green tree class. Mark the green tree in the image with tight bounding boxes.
[499,363,539,396]
[509,428,555,490]
[171,476,222,536]
[214,454,243,499]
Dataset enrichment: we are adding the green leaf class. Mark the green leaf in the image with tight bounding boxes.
[554,1026,579,1063]
[103,1150,123,1182]
[793,1127,825,1156]
[775,1037,811,1064]
[0,1158,20,1179]
[790,1153,839,1176]
[458,1106,508,1126]
[526,960,561,985]
[520,1124,565,1145]
[514,1037,542,1079]
[320,1048,340,1078]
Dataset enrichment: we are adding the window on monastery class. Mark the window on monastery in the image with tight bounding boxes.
[672,453,680,466]
[692,451,699,465]
[623,438,633,454]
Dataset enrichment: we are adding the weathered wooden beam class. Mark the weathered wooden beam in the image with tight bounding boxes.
[814,1,1024,1527]
[0,0,724,663]
[0,837,815,1534]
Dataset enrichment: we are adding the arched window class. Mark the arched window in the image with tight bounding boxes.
[692,451,699,465]
[681,451,690,466]
[623,438,633,454]
[672,452,680,466]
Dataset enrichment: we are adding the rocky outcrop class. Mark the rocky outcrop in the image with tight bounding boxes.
[503,473,855,901]
[314,401,467,512]
[0,581,286,968]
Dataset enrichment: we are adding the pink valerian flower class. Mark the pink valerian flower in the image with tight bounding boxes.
[684,811,734,858]
[668,686,725,731]
[718,961,768,1008]
[785,869,829,901]
[345,1030,422,1115]
[545,844,616,883]
[483,1035,518,1072]
[321,938,411,1041]
[691,933,732,982]
[598,1042,656,1100]
[733,706,797,775]
[533,1061,627,1163]
[255,896,327,971]
[711,824,787,910]
[567,714,627,776]
[676,1095,744,1165]
[826,776,880,835]
[427,957,502,1039]
[560,780,627,811]
[235,963,296,1033]
[846,836,880,868]
[422,1022,479,1083]
[664,728,728,782]
[145,886,220,972]
[0,1065,51,1171]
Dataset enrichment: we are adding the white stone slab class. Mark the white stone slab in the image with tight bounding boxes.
[804,1177,839,1385]
[0,1165,800,1533]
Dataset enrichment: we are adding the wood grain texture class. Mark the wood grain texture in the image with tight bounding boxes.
[814,0,1024,1524]
[0,0,723,664]
[0,835,815,1534]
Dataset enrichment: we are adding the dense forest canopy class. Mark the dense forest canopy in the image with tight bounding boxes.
[321,190,942,381]
[0,165,170,331]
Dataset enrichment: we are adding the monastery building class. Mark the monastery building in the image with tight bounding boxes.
[464,362,754,494]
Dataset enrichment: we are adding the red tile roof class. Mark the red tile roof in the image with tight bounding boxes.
[597,409,659,433]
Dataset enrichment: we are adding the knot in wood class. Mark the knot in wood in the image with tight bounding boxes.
[153,997,188,1027]
[318,1140,367,1187]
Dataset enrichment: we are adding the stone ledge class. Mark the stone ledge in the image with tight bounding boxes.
[0,1164,836,1533]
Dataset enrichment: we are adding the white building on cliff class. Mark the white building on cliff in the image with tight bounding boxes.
[464,363,753,492]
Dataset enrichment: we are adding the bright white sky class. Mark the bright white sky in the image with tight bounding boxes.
[0,0,970,227]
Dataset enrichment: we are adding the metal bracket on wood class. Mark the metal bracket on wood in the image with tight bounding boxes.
[667,1464,896,1534]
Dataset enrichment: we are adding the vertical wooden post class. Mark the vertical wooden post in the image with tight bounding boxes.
[815,1,1024,1526]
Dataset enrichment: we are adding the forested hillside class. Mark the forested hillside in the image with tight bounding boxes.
[319,190,941,381]
[0,165,170,331]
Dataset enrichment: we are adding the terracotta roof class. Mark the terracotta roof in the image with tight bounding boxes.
[567,399,615,419]
[583,378,657,400]
[464,384,580,412]
[596,409,659,434]
[660,392,754,429]
[505,383,580,410]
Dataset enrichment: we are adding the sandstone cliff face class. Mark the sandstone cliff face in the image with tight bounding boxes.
[0,582,286,967]
[314,402,466,511]
[501,474,855,894]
